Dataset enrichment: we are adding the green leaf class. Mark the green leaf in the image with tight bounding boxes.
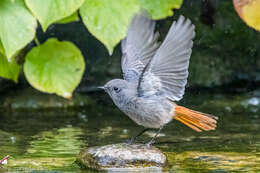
[24,38,85,99]
[0,0,37,59]
[80,0,140,55]
[25,0,84,31]
[57,12,79,24]
[139,0,183,19]
[0,53,21,82]
[0,40,4,55]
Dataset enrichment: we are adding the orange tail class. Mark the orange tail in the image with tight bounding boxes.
[174,105,218,132]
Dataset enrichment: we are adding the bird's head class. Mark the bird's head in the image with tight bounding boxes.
[99,79,136,106]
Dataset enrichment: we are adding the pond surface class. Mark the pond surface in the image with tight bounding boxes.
[0,89,260,172]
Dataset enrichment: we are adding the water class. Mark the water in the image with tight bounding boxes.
[0,89,260,172]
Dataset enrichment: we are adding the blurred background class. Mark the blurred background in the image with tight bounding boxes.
[0,0,260,172]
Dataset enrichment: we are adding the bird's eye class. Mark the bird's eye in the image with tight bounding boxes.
[113,87,120,93]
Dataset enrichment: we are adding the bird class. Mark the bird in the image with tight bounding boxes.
[99,14,218,146]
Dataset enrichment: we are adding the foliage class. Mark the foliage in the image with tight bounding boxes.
[80,0,140,55]
[57,12,80,24]
[0,53,21,82]
[25,0,84,31]
[0,41,4,54]
[0,0,37,59]
[139,0,183,19]
[0,0,183,98]
[24,39,85,99]
[233,0,260,31]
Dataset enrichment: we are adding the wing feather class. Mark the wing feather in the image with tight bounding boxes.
[138,16,195,101]
[121,14,160,83]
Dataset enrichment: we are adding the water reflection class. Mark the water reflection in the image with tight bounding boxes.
[0,89,259,172]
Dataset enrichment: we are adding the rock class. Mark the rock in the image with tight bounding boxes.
[76,143,167,171]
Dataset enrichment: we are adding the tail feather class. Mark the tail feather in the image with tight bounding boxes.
[174,116,202,132]
[174,105,218,132]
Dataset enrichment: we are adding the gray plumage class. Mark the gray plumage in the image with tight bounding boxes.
[121,14,160,84]
[138,16,195,101]
[102,14,195,129]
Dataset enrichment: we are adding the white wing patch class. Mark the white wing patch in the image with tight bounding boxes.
[139,71,162,96]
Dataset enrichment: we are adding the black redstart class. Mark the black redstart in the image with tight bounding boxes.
[99,14,218,146]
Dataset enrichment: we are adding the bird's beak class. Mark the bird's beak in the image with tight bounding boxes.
[98,86,105,90]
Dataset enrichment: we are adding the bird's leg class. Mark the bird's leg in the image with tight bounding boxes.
[126,128,150,145]
[146,126,164,147]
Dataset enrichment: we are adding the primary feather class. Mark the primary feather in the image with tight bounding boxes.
[121,14,160,84]
[138,15,195,101]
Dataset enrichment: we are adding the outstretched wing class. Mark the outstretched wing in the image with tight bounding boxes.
[138,16,195,101]
[121,14,160,84]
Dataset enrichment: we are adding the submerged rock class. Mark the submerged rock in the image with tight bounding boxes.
[76,143,167,171]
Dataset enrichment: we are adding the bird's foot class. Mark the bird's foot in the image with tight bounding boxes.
[125,137,136,145]
[145,139,155,148]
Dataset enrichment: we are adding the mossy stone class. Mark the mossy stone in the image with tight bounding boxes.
[76,143,167,171]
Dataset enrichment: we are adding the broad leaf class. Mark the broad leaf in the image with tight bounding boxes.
[80,0,140,55]
[25,0,84,31]
[233,0,260,31]
[57,12,79,24]
[139,0,183,19]
[0,41,4,54]
[0,0,37,59]
[24,39,85,98]
[0,53,21,82]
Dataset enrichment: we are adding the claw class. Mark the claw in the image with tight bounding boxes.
[145,126,163,147]
[145,139,155,147]
[125,137,135,145]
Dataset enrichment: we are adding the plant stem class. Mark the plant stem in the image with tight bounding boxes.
[34,37,40,46]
